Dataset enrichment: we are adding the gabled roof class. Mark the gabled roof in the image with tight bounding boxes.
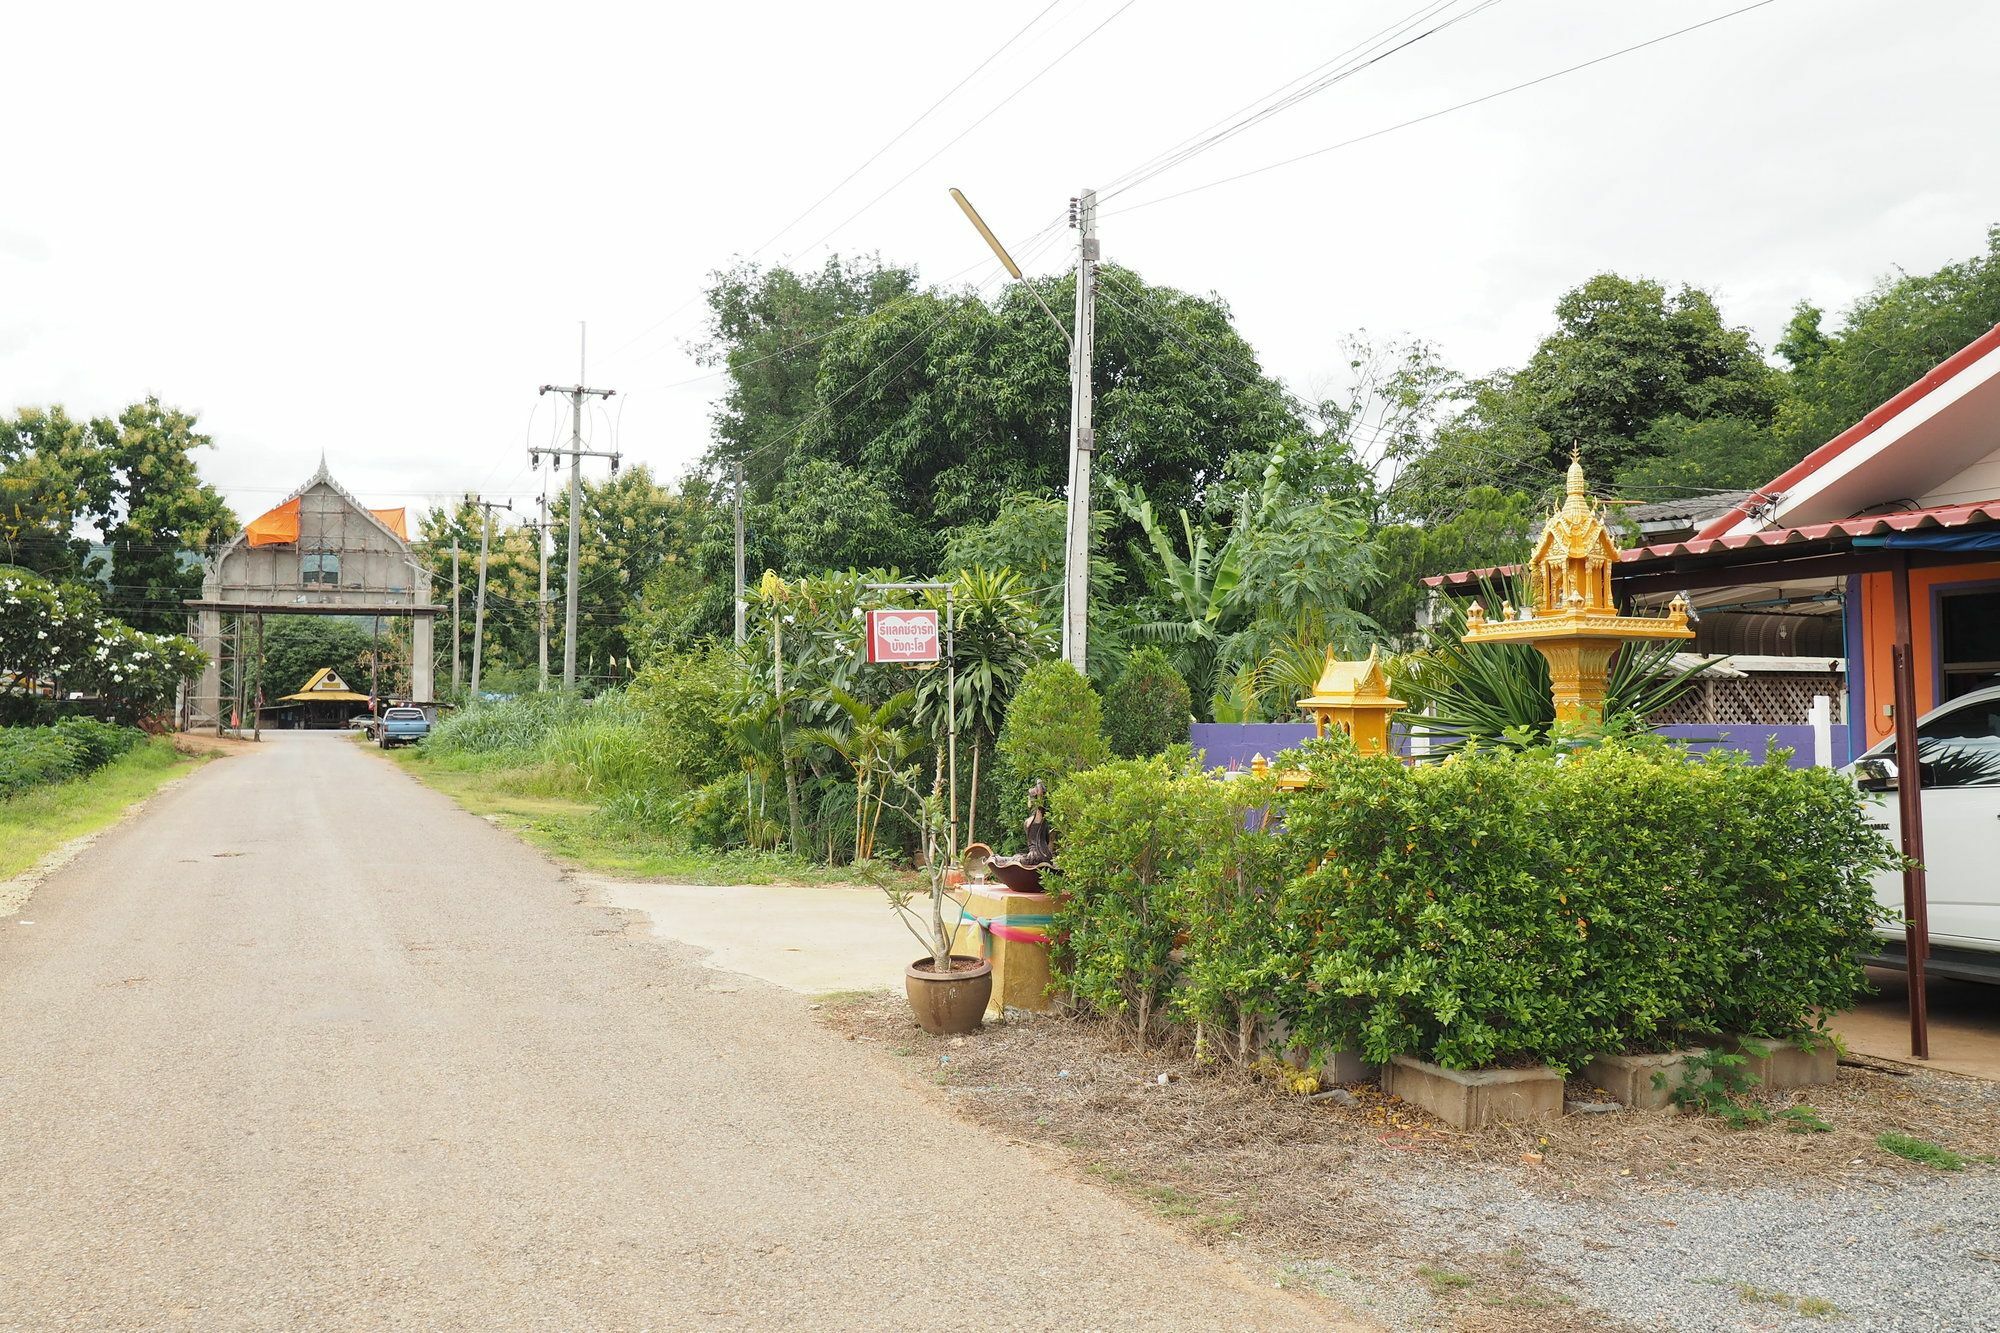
[1697,323,2000,540]
[277,666,372,703]
[222,457,414,557]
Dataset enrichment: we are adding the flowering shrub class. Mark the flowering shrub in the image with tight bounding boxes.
[1,568,206,725]
[1051,737,1898,1072]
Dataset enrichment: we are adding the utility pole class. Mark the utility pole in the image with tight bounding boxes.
[537,339,617,689]
[450,538,462,693]
[469,497,511,697]
[733,458,747,645]
[1062,187,1098,675]
[535,490,552,690]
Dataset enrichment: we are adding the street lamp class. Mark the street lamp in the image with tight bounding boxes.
[949,187,1095,674]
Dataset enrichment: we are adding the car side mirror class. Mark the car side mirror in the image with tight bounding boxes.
[1854,758,1898,793]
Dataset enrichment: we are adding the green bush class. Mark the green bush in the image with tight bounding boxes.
[1051,737,1897,1072]
[0,729,87,797]
[1048,755,1238,1044]
[1104,646,1193,758]
[0,720,147,798]
[995,660,1110,842]
[51,716,144,771]
[629,647,737,793]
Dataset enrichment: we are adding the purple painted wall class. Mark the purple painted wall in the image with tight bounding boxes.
[1192,722,1852,771]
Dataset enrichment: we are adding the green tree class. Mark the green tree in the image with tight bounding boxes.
[994,660,1110,842]
[1104,646,1192,758]
[252,615,374,700]
[85,397,237,633]
[1366,487,1539,641]
[769,458,915,574]
[1509,274,1778,477]
[1775,225,2000,454]
[1614,415,1794,499]
[1,406,102,581]
[697,253,920,496]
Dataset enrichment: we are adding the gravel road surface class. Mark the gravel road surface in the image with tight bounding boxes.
[0,732,1332,1331]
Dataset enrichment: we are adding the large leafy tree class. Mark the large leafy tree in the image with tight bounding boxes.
[1509,274,1778,477]
[1774,225,2000,454]
[87,398,238,633]
[1,407,104,581]
[251,615,375,700]
[697,254,920,497]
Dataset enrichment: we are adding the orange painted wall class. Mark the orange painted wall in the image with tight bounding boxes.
[1856,559,2000,745]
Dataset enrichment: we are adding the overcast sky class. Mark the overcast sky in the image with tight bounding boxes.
[5,0,1997,528]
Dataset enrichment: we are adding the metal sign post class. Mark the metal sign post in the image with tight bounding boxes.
[865,581,957,863]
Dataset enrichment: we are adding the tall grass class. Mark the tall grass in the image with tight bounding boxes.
[422,691,671,799]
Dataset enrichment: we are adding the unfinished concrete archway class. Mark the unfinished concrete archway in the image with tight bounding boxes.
[184,459,436,730]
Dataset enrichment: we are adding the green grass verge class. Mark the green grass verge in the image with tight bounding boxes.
[0,738,207,880]
[1877,1132,1967,1171]
[381,746,883,887]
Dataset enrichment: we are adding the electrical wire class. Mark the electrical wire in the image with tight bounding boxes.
[1098,0,1503,204]
[1105,0,1784,216]
[785,0,1141,265]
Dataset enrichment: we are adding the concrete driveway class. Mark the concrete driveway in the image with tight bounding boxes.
[0,731,1329,1330]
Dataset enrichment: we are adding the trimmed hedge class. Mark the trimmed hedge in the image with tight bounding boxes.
[1048,737,1898,1070]
[0,720,146,799]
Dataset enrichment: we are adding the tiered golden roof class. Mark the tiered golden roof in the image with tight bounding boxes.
[1461,454,1692,724]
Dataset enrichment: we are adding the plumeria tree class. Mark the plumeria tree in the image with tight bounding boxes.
[1,568,205,725]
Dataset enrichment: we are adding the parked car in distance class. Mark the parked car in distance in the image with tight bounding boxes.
[376,706,431,749]
[1845,683,2000,982]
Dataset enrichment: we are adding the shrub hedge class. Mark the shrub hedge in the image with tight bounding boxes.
[1048,737,1898,1071]
[0,719,146,799]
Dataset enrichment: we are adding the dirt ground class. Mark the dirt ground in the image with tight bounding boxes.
[826,996,2000,1331]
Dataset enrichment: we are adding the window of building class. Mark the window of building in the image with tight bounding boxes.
[302,552,341,586]
[1940,587,2000,702]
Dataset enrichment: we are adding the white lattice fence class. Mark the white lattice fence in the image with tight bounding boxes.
[1648,673,1845,726]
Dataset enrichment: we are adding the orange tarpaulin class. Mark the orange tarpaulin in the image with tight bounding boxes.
[243,499,410,546]
[245,498,301,547]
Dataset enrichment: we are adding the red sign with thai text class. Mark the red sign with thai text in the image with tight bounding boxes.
[866,608,940,664]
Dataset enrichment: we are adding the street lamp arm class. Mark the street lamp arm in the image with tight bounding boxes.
[950,188,1071,348]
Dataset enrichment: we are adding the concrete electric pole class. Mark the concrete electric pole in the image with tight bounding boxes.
[450,538,462,693]
[535,377,617,691]
[531,489,553,691]
[947,186,1093,671]
[733,459,747,646]
[1063,188,1098,674]
[469,497,511,697]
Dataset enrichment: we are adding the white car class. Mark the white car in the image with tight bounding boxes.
[1847,683,2000,981]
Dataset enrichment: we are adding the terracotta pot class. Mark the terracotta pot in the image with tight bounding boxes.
[941,866,967,888]
[904,955,993,1036]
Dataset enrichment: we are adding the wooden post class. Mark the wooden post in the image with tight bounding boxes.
[1888,553,1931,1060]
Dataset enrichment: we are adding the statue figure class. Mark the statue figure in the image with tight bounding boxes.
[1022,779,1053,865]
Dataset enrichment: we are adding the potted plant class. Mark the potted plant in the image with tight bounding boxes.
[880,766,992,1034]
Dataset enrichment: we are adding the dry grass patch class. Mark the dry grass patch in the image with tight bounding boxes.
[825,995,2000,1331]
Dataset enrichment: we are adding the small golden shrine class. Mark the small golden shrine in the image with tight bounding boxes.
[1298,645,1407,756]
[1461,454,1693,725]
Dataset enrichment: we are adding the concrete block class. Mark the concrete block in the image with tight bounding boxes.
[1728,1035,1837,1091]
[948,886,1054,1021]
[1383,1056,1564,1130]
[1582,1049,1710,1112]
[1253,1018,1379,1085]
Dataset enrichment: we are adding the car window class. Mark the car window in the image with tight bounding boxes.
[1918,699,2000,788]
[385,708,424,720]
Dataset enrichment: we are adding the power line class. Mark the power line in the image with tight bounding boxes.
[1104,0,1783,216]
[785,0,1141,264]
[743,0,1069,261]
[1098,0,1503,204]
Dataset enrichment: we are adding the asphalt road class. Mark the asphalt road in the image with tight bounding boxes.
[0,733,1327,1331]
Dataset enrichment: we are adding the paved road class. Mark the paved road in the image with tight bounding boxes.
[0,733,1328,1331]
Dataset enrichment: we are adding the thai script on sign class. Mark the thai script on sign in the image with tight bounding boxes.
[866,608,940,664]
